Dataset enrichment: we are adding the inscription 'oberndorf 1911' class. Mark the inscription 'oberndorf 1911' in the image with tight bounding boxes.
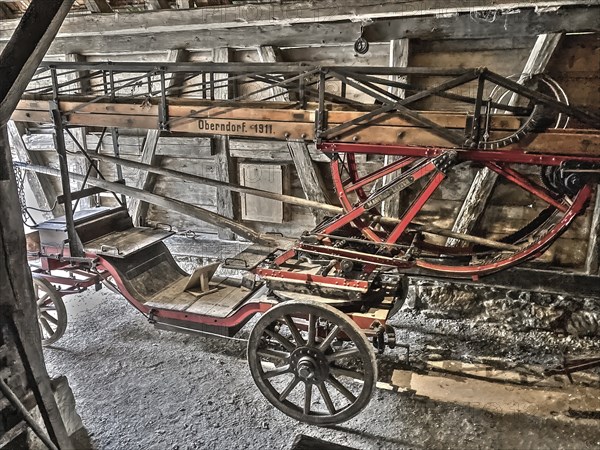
[198,119,274,136]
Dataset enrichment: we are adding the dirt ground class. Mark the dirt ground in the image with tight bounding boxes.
[43,287,600,450]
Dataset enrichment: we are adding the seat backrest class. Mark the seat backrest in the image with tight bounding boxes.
[75,207,133,244]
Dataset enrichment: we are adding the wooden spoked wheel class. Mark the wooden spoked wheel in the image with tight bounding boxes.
[33,276,67,346]
[247,300,377,426]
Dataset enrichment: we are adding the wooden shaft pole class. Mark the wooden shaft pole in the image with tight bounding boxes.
[19,163,272,245]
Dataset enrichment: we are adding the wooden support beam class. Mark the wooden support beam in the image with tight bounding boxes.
[382,38,409,219]
[258,45,331,222]
[585,192,600,275]
[66,53,93,210]
[447,33,562,247]
[130,48,188,226]
[212,47,237,240]
[1,4,595,56]
[0,0,75,126]
[256,46,288,102]
[20,162,271,245]
[0,3,14,19]
[147,0,171,9]
[1,129,74,450]
[7,121,58,219]
[287,141,331,222]
[83,0,112,13]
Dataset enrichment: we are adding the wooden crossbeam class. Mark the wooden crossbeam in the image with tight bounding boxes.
[12,99,600,156]
[0,5,596,56]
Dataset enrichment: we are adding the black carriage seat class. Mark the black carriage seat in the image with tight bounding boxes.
[75,206,174,258]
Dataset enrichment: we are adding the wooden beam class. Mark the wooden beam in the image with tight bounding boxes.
[146,0,171,9]
[66,53,93,210]
[1,5,595,55]
[212,47,236,240]
[129,48,188,226]
[13,99,600,155]
[287,141,331,222]
[7,121,58,218]
[20,162,271,245]
[93,151,344,214]
[2,1,595,39]
[381,38,409,219]
[257,45,331,222]
[447,33,563,247]
[1,129,74,450]
[256,46,288,102]
[0,3,14,19]
[0,0,75,126]
[585,192,600,275]
[83,0,112,13]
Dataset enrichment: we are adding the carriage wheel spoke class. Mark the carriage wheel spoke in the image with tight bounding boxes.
[36,293,50,306]
[318,325,340,351]
[307,314,317,346]
[264,328,295,352]
[327,375,357,403]
[283,315,305,346]
[40,312,58,325]
[263,364,290,379]
[326,347,360,362]
[318,382,337,415]
[278,377,300,402]
[303,383,312,415]
[39,318,54,337]
[257,348,290,361]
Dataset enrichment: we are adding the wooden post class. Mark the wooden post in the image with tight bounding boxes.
[130,48,188,226]
[447,33,562,246]
[212,47,237,240]
[1,127,74,450]
[7,121,56,219]
[585,193,600,275]
[382,38,409,218]
[257,45,330,223]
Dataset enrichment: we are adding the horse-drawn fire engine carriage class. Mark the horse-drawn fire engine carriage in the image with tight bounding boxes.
[15,61,600,425]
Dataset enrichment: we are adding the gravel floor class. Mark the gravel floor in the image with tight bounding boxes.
[43,288,600,450]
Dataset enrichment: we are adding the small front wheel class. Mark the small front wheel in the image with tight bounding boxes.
[247,300,377,426]
[33,276,67,346]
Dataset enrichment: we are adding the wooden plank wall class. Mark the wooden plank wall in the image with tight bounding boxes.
[22,32,599,268]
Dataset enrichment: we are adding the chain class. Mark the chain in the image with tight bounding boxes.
[14,166,36,227]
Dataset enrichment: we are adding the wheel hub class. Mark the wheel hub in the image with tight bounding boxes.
[290,347,329,383]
